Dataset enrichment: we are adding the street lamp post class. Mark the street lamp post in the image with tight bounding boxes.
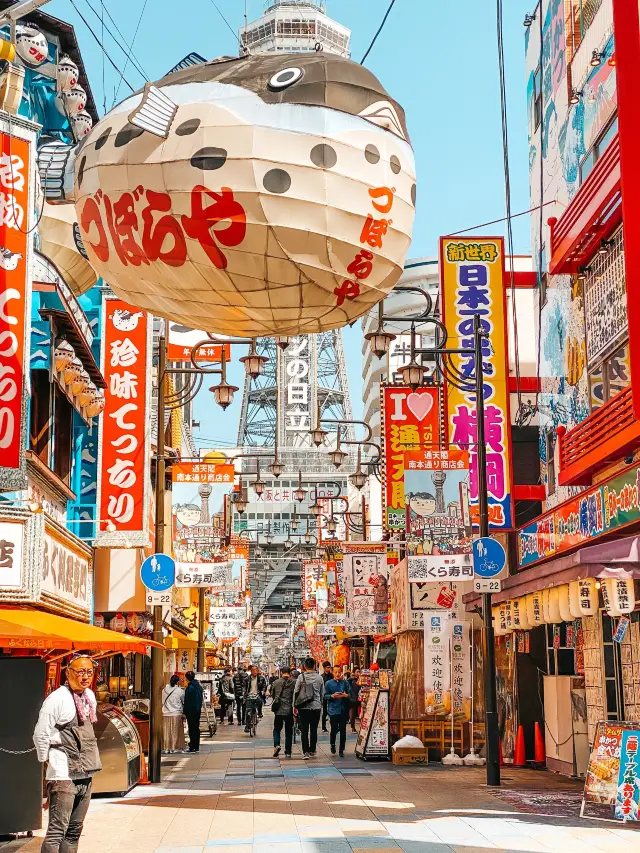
[149,330,272,783]
[368,301,501,787]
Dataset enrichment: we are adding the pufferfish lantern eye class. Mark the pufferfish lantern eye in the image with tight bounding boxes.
[268,67,303,91]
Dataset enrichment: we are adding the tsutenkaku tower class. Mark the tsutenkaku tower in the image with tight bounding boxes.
[235,1,355,625]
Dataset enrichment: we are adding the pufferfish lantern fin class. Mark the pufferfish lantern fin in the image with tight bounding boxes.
[37,138,78,203]
[128,83,178,139]
[164,51,207,75]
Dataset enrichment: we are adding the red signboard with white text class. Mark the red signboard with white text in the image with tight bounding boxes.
[0,132,30,476]
[97,298,150,543]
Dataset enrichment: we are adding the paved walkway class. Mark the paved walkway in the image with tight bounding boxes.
[6,714,640,853]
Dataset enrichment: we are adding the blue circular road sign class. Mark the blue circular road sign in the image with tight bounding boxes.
[140,553,175,591]
[472,537,506,579]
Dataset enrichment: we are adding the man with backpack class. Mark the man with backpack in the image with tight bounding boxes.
[270,666,295,757]
[292,657,324,759]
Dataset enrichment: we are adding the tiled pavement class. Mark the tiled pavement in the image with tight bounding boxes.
[4,717,640,853]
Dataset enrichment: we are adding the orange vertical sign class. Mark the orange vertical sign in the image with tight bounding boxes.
[98,299,150,539]
[0,133,30,470]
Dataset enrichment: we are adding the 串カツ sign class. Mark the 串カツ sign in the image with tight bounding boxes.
[97,299,151,543]
[0,132,30,478]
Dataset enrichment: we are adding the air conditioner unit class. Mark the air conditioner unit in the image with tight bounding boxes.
[543,675,589,777]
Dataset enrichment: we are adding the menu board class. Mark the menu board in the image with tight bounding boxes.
[355,688,390,760]
[582,720,640,821]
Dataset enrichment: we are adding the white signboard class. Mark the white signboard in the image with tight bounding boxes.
[316,624,335,636]
[209,606,245,622]
[0,520,25,588]
[41,526,91,615]
[424,614,451,714]
[473,578,502,593]
[283,335,311,447]
[145,589,172,606]
[343,547,388,634]
[451,621,471,716]
[176,561,231,587]
[213,622,241,639]
[408,553,473,583]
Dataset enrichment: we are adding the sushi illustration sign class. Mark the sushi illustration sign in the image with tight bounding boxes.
[440,236,513,530]
[73,53,416,338]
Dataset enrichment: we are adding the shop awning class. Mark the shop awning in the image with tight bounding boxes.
[0,609,163,652]
[165,637,198,650]
[464,534,640,607]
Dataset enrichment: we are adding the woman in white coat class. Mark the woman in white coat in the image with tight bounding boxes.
[162,674,185,753]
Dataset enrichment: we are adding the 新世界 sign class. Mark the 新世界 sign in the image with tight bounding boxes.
[441,237,513,530]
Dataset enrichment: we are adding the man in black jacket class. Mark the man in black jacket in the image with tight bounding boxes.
[321,661,332,732]
[244,665,268,732]
[183,671,203,753]
[233,665,250,725]
[270,666,295,757]
[217,668,234,724]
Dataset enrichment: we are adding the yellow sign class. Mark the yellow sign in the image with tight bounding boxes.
[440,237,513,529]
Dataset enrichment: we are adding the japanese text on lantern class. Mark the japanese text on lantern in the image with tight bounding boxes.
[0,135,30,470]
[80,185,247,270]
[333,186,395,308]
[382,386,440,532]
[98,299,149,535]
[440,237,513,529]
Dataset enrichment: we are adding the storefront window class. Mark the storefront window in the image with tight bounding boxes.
[579,115,618,185]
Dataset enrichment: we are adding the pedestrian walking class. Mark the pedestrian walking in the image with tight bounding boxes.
[293,657,324,759]
[162,674,185,752]
[33,654,102,853]
[183,671,203,753]
[217,667,235,724]
[244,665,267,732]
[320,660,332,731]
[233,664,249,725]
[348,667,362,732]
[270,665,295,757]
[325,664,351,757]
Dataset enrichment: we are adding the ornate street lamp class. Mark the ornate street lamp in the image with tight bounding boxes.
[310,401,328,447]
[309,490,323,516]
[253,458,265,497]
[293,469,306,503]
[239,340,268,379]
[349,446,367,491]
[398,356,425,388]
[328,425,347,469]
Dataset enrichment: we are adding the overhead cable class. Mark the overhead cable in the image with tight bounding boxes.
[81,0,149,80]
[68,0,136,92]
[206,0,242,50]
[361,0,397,64]
[113,0,149,104]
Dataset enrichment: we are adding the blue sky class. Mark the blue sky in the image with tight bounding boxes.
[48,0,535,441]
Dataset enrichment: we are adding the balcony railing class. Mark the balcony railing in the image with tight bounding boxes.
[557,385,640,485]
[548,133,621,274]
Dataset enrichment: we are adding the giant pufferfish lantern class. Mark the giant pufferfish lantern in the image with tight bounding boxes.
[73,52,416,337]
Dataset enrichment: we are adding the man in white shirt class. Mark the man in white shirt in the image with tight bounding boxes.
[33,655,102,853]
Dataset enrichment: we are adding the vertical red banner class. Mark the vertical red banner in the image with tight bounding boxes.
[0,133,30,469]
[98,299,150,539]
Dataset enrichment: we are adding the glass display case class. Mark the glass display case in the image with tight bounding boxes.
[93,703,142,795]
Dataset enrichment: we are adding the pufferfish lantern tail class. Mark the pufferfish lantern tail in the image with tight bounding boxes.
[37,138,79,204]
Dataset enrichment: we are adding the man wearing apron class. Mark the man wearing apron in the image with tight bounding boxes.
[33,654,102,853]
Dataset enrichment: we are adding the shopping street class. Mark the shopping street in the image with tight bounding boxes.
[3,722,639,853]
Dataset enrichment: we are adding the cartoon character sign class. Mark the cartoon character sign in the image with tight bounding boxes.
[70,51,416,337]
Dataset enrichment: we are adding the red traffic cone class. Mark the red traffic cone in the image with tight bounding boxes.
[534,722,546,765]
[513,725,526,768]
[499,738,506,767]
[138,753,150,785]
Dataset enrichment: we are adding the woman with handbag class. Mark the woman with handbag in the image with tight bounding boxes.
[162,674,185,753]
[270,666,296,757]
[217,667,235,724]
